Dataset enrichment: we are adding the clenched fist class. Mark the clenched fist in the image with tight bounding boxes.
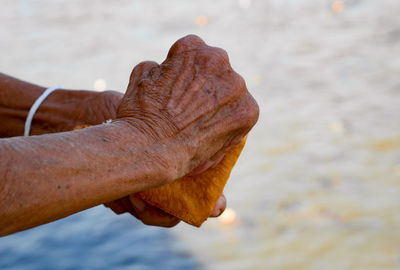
[116,35,259,184]
[0,35,259,235]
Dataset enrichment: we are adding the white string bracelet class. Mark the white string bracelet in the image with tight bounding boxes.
[24,86,62,136]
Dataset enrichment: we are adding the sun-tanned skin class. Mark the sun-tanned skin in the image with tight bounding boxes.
[0,35,259,236]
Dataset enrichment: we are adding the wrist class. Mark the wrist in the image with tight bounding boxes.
[31,89,97,135]
[110,119,186,187]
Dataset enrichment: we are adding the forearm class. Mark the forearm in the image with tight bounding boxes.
[0,121,175,236]
[0,73,99,137]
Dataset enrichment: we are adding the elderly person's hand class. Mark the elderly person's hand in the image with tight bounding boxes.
[0,35,258,236]
[81,91,227,227]
[22,83,228,227]
[104,35,258,227]
[61,76,229,227]
[75,79,228,228]
[0,69,228,228]
[117,35,258,185]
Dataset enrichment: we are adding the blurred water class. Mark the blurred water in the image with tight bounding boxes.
[0,207,201,270]
[1,0,400,269]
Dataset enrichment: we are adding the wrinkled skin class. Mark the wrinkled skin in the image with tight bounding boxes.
[71,90,123,129]
[0,74,227,227]
[110,35,258,226]
[47,89,228,227]
[69,91,187,227]
[68,76,234,227]
[0,35,258,229]
[85,92,229,227]
[117,35,259,181]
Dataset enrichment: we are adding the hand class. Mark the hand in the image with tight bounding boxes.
[59,78,229,228]
[68,90,123,128]
[30,89,123,135]
[116,34,259,183]
[104,194,227,227]
[0,71,124,137]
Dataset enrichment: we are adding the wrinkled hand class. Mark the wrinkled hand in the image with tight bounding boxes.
[77,35,258,228]
[95,90,227,227]
[108,35,258,227]
[70,89,227,227]
[117,35,259,181]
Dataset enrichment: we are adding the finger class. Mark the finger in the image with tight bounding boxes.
[188,151,226,176]
[169,47,232,118]
[129,195,180,228]
[126,61,160,96]
[103,90,124,114]
[169,74,208,118]
[96,90,124,122]
[118,196,139,216]
[166,34,206,59]
[188,133,244,176]
[162,53,197,110]
[104,199,127,215]
[210,194,227,217]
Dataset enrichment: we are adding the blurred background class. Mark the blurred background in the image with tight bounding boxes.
[1,0,400,269]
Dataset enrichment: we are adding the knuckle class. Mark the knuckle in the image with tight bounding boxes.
[130,61,159,85]
[233,73,246,92]
[137,61,159,72]
[243,96,260,129]
[168,34,206,57]
[233,95,259,132]
[214,48,229,63]
[193,47,230,75]
[130,61,158,80]
[207,47,229,65]
[178,34,204,46]
[201,47,231,72]
[232,76,259,130]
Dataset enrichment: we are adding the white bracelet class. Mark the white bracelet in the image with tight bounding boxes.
[24,86,62,136]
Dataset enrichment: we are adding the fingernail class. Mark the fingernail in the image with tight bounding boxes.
[129,196,146,212]
[211,208,221,217]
